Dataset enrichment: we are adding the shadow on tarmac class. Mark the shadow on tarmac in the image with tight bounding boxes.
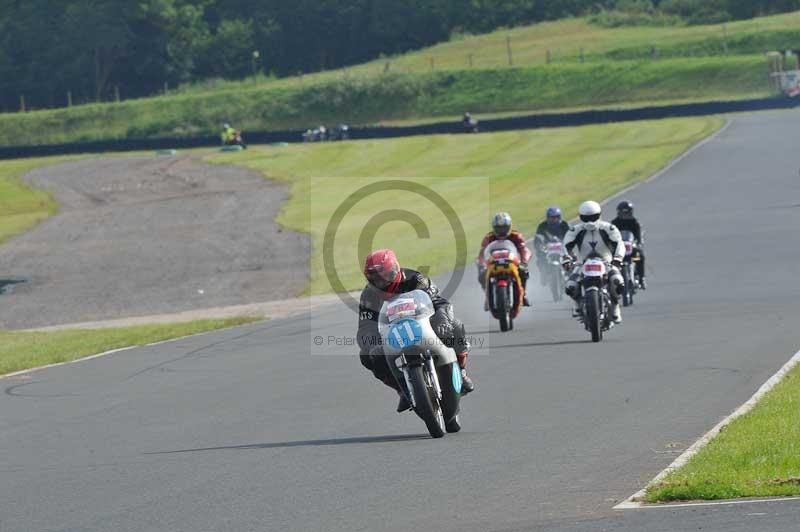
[490,339,593,349]
[146,434,430,454]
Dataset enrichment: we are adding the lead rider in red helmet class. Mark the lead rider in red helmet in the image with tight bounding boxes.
[358,249,474,412]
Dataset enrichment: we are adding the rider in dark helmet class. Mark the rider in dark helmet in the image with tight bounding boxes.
[611,200,646,289]
[534,206,571,285]
[357,249,474,413]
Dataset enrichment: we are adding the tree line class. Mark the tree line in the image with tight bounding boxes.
[0,0,797,112]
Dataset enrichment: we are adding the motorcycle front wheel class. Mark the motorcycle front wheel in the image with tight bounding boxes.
[408,364,445,438]
[496,286,512,332]
[621,266,632,307]
[585,289,603,343]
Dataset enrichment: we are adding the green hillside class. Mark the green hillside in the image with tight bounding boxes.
[2,12,796,146]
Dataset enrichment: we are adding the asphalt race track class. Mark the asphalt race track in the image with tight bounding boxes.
[2,111,800,532]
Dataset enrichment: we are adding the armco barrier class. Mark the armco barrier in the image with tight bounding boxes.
[1,96,798,160]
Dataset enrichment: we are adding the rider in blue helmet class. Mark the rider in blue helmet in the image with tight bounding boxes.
[534,206,571,285]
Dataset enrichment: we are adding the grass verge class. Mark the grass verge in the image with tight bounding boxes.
[0,317,260,376]
[341,12,800,73]
[0,56,766,146]
[646,361,800,502]
[0,156,79,244]
[177,11,800,89]
[213,116,722,294]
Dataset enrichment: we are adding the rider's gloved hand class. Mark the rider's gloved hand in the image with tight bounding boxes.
[611,258,623,269]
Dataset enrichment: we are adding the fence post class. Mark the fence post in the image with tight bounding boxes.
[19,94,25,112]
[67,91,72,107]
[722,23,729,55]
[506,36,513,66]
[384,61,391,73]
[468,54,473,67]
[546,49,551,64]
[114,85,120,103]
[251,50,260,81]
[163,81,169,95]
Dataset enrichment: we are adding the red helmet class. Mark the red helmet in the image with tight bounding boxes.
[364,249,401,290]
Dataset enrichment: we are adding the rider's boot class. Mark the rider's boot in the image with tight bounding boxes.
[379,374,410,412]
[396,391,411,412]
[456,350,475,395]
[522,276,531,307]
[611,303,622,324]
[639,276,647,290]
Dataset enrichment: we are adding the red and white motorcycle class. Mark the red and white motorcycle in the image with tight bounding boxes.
[578,258,614,343]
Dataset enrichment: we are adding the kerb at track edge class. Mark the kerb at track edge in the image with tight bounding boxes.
[615,347,800,510]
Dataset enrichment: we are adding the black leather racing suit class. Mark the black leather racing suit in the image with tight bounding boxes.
[611,216,645,280]
[357,268,469,389]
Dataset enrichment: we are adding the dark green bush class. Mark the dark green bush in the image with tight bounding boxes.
[660,0,732,24]
[590,0,683,27]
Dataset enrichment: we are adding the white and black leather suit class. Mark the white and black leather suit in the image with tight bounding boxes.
[563,220,625,303]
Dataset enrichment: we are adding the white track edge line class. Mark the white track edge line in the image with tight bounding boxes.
[614,347,800,510]
[0,321,263,381]
[616,496,800,510]
[0,346,138,380]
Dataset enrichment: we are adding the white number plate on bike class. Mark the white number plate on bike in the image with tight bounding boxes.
[582,261,606,277]
[387,298,417,323]
[546,242,563,253]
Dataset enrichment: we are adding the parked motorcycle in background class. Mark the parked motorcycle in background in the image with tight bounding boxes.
[620,230,640,307]
[328,124,350,141]
[303,124,350,142]
[223,130,247,149]
[462,112,479,133]
[379,290,463,438]
[480,240,525,332]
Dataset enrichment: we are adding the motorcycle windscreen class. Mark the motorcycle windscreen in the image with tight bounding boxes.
[378,289,435,333]
[483,239,520,264]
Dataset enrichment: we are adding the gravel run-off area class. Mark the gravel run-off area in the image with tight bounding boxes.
[0,155,310,330]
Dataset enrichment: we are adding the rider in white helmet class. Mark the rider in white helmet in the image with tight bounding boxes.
[562,201,626,323]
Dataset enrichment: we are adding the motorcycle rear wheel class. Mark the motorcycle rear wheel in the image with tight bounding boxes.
[550,268,563,302]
